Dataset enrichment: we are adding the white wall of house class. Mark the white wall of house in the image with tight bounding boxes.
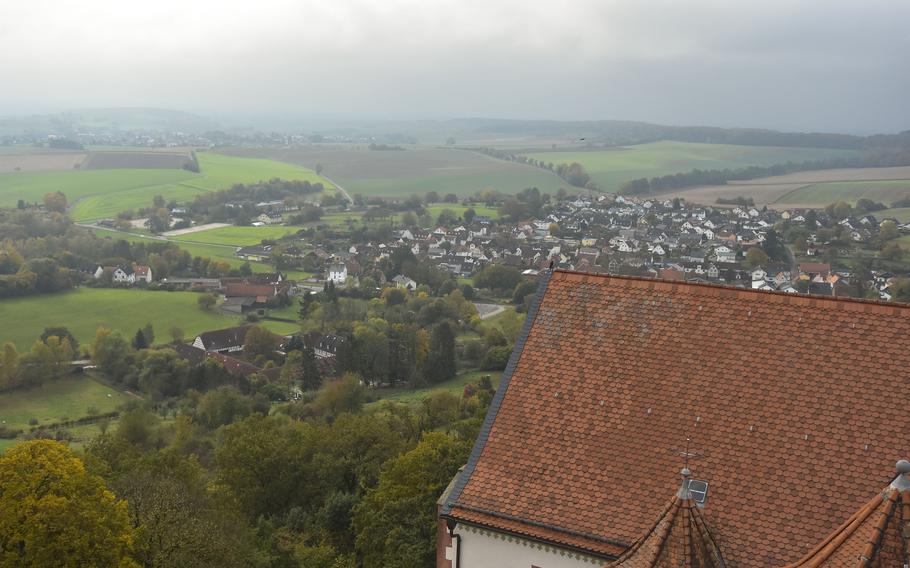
[328,267,347,284]
[449,524,604,568]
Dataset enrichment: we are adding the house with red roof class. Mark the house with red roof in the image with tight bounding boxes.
[437,270,910,568]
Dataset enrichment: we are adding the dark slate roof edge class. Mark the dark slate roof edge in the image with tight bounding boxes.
[441,268,553,515]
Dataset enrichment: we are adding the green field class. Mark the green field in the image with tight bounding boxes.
[0,288,247,350]
[0,375,130,453]
[89,227,249,268]
[0,375,128,431]
[0,169,197,211]
[172,224,304,246]
[524,141,861,193]
[370,370,502,405]
[776,180,910,206]
[0,151,333,221]
[882,208,910,223]
[216,146,566,197]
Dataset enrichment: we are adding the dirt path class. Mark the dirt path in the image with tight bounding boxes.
[161,222,230,237]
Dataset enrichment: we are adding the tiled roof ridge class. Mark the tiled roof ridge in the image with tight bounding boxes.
[551,269,910,315]
[440,269,554,517]
[784,464,910,567]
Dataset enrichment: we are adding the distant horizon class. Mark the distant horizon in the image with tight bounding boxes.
[1,106,906,137]
[2,0,908,136]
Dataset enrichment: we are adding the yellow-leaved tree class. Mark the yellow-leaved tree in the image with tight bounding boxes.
[0,440,138,568]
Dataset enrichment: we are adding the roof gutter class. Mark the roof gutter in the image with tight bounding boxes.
[440,513,621,562]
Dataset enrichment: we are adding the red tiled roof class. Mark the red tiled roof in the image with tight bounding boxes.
[443,270,910,567]
[784,463,910,567]
[607,469,724,568]
[225,283,276,298]
[798,262,831,275]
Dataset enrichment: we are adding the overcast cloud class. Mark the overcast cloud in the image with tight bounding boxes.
[1,0,907,133]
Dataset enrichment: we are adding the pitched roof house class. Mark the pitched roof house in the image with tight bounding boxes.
[438,270,910,568]
[192,325,252,353]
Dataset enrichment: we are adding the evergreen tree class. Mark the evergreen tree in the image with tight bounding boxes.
[426,321,456,383]
[301,345,322,391]
[133,329,148,350]
[142,322,155,346]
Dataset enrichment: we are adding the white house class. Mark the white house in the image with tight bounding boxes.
[257,211,283,225]
[392,275,418,291]
[95,265,136,284]
[327,262,348,285]
[133,265,153,284]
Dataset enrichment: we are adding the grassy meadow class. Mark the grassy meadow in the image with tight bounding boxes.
[0,374,131,453]
[524,141,861,193]
[0,151,333,221]
[172,224,304,246]
[0,288,248,350]
[216,146,566,197]
[0,375,128,431]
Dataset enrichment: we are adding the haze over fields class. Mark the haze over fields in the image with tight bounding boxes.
[1,0,909,134]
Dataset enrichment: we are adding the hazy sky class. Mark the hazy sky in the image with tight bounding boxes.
[1,0,908,133]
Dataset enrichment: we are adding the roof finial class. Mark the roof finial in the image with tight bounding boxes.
[890,459,910,491]
[677,465,693,499]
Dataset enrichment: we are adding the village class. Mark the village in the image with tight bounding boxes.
[147,191,910,303]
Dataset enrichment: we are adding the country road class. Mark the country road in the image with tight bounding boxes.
[321,174,355,205]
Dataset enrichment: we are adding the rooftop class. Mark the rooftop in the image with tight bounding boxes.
[442,270,910,566]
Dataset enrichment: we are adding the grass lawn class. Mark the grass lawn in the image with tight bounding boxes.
[172,224,305,246]
[369,370,501,405]
[0,375,128,431]
[524,141,860,194]
[776,180,910,206]
[0,288,246,350]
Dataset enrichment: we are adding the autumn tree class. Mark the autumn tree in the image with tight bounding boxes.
[242,325,276,362]
[745,247,769,267]
[353,432,470,568]
[91,328,133,380]
[0,440,138,567]
[197,293,217,311]
[42,191,67,213]
[0,342,19,391]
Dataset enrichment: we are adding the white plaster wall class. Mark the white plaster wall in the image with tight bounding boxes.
[453,525,605,568]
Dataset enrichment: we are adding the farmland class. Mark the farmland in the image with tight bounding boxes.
[0,152,88,173]
[0,288,247,350]
[660,166,910,208]
[82,150,193,170]
[523,141,861,193]
[216,146,566,197]
[775,180,910,207]
[0,151,334,221]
